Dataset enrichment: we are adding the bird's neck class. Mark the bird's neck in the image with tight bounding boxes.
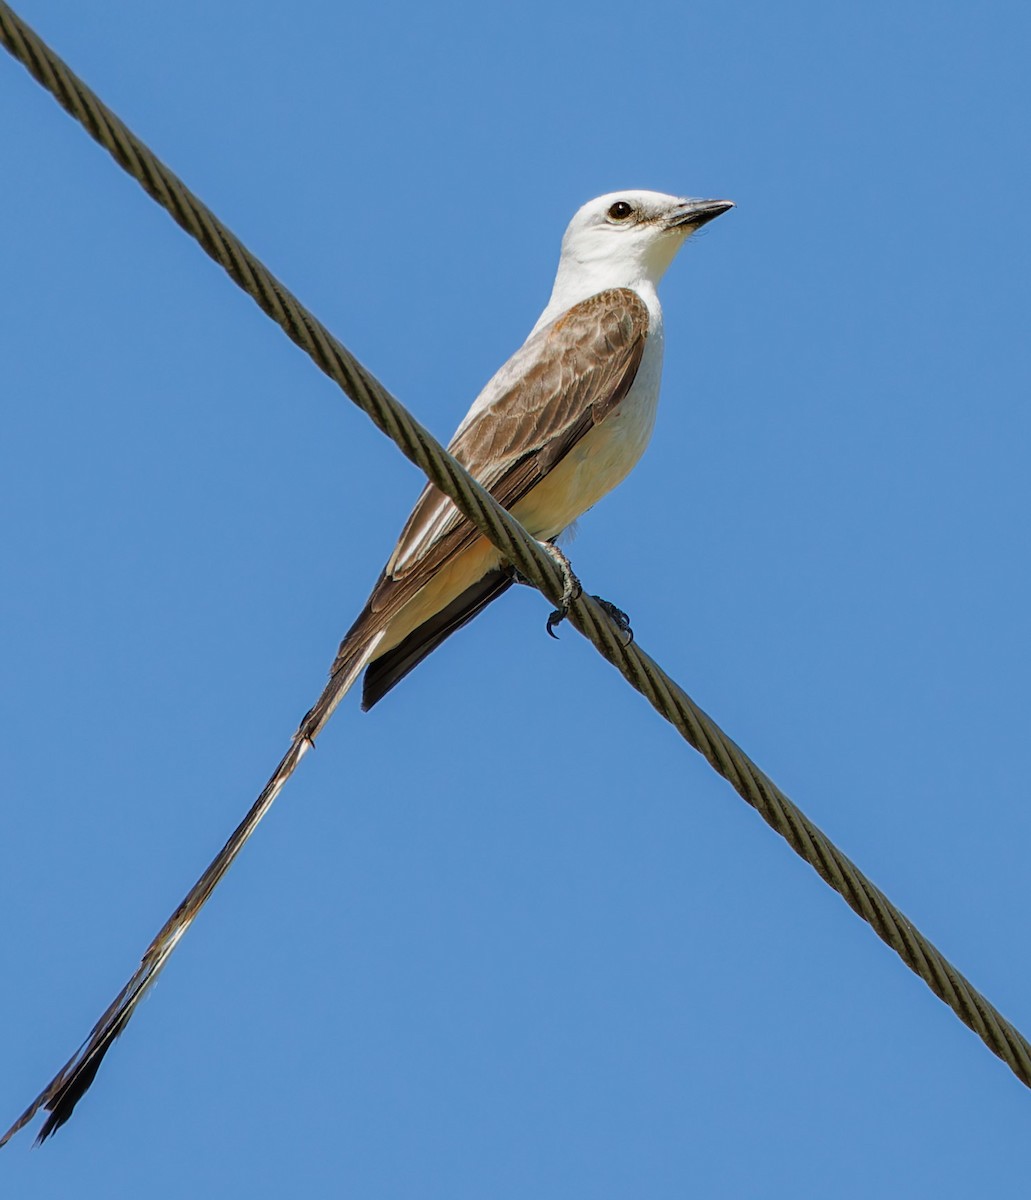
[532,269,661,336]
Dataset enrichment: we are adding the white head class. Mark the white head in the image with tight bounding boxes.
[546,189,733,314]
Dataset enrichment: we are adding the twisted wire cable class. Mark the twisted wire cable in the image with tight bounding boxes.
[3,0,1029,1098]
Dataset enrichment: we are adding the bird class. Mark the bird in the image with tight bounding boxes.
[2,189,733,1146]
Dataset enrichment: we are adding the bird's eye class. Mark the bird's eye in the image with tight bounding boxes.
[607,201,634,221]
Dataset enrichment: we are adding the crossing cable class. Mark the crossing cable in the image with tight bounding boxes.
[3,0,1030,1102]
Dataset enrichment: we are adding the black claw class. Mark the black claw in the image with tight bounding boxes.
[592,596,633,645]
[546,607,566,638]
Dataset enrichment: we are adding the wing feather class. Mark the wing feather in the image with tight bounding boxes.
[320,287,648,684]
[389,290,646,575]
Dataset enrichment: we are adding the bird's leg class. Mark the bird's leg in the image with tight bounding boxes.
[527,541,580,638]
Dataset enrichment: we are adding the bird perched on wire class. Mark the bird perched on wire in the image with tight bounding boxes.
[4,188,733,1146]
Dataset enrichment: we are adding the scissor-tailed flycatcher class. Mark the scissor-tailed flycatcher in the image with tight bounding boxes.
[3,189,732,1145]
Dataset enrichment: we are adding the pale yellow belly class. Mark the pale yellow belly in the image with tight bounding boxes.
[510,406,650,542]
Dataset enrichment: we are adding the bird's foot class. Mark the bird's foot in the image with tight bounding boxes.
[593,597,634,645]
[514,544,630,643]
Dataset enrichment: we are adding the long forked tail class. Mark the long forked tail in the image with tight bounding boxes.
[1,630,384,1148]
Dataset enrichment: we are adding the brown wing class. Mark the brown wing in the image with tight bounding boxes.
[351,287,648,642]
[360,565,517,709]
[291,288,648,734]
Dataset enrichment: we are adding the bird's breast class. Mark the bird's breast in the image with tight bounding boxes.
[512,353,663,542]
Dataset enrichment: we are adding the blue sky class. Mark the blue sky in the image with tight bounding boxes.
[3,0,1030,1194]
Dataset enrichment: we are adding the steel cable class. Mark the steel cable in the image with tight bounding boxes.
[3,0,1030,1100]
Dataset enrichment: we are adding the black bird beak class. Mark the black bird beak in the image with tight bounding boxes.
[667,198,735,231]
